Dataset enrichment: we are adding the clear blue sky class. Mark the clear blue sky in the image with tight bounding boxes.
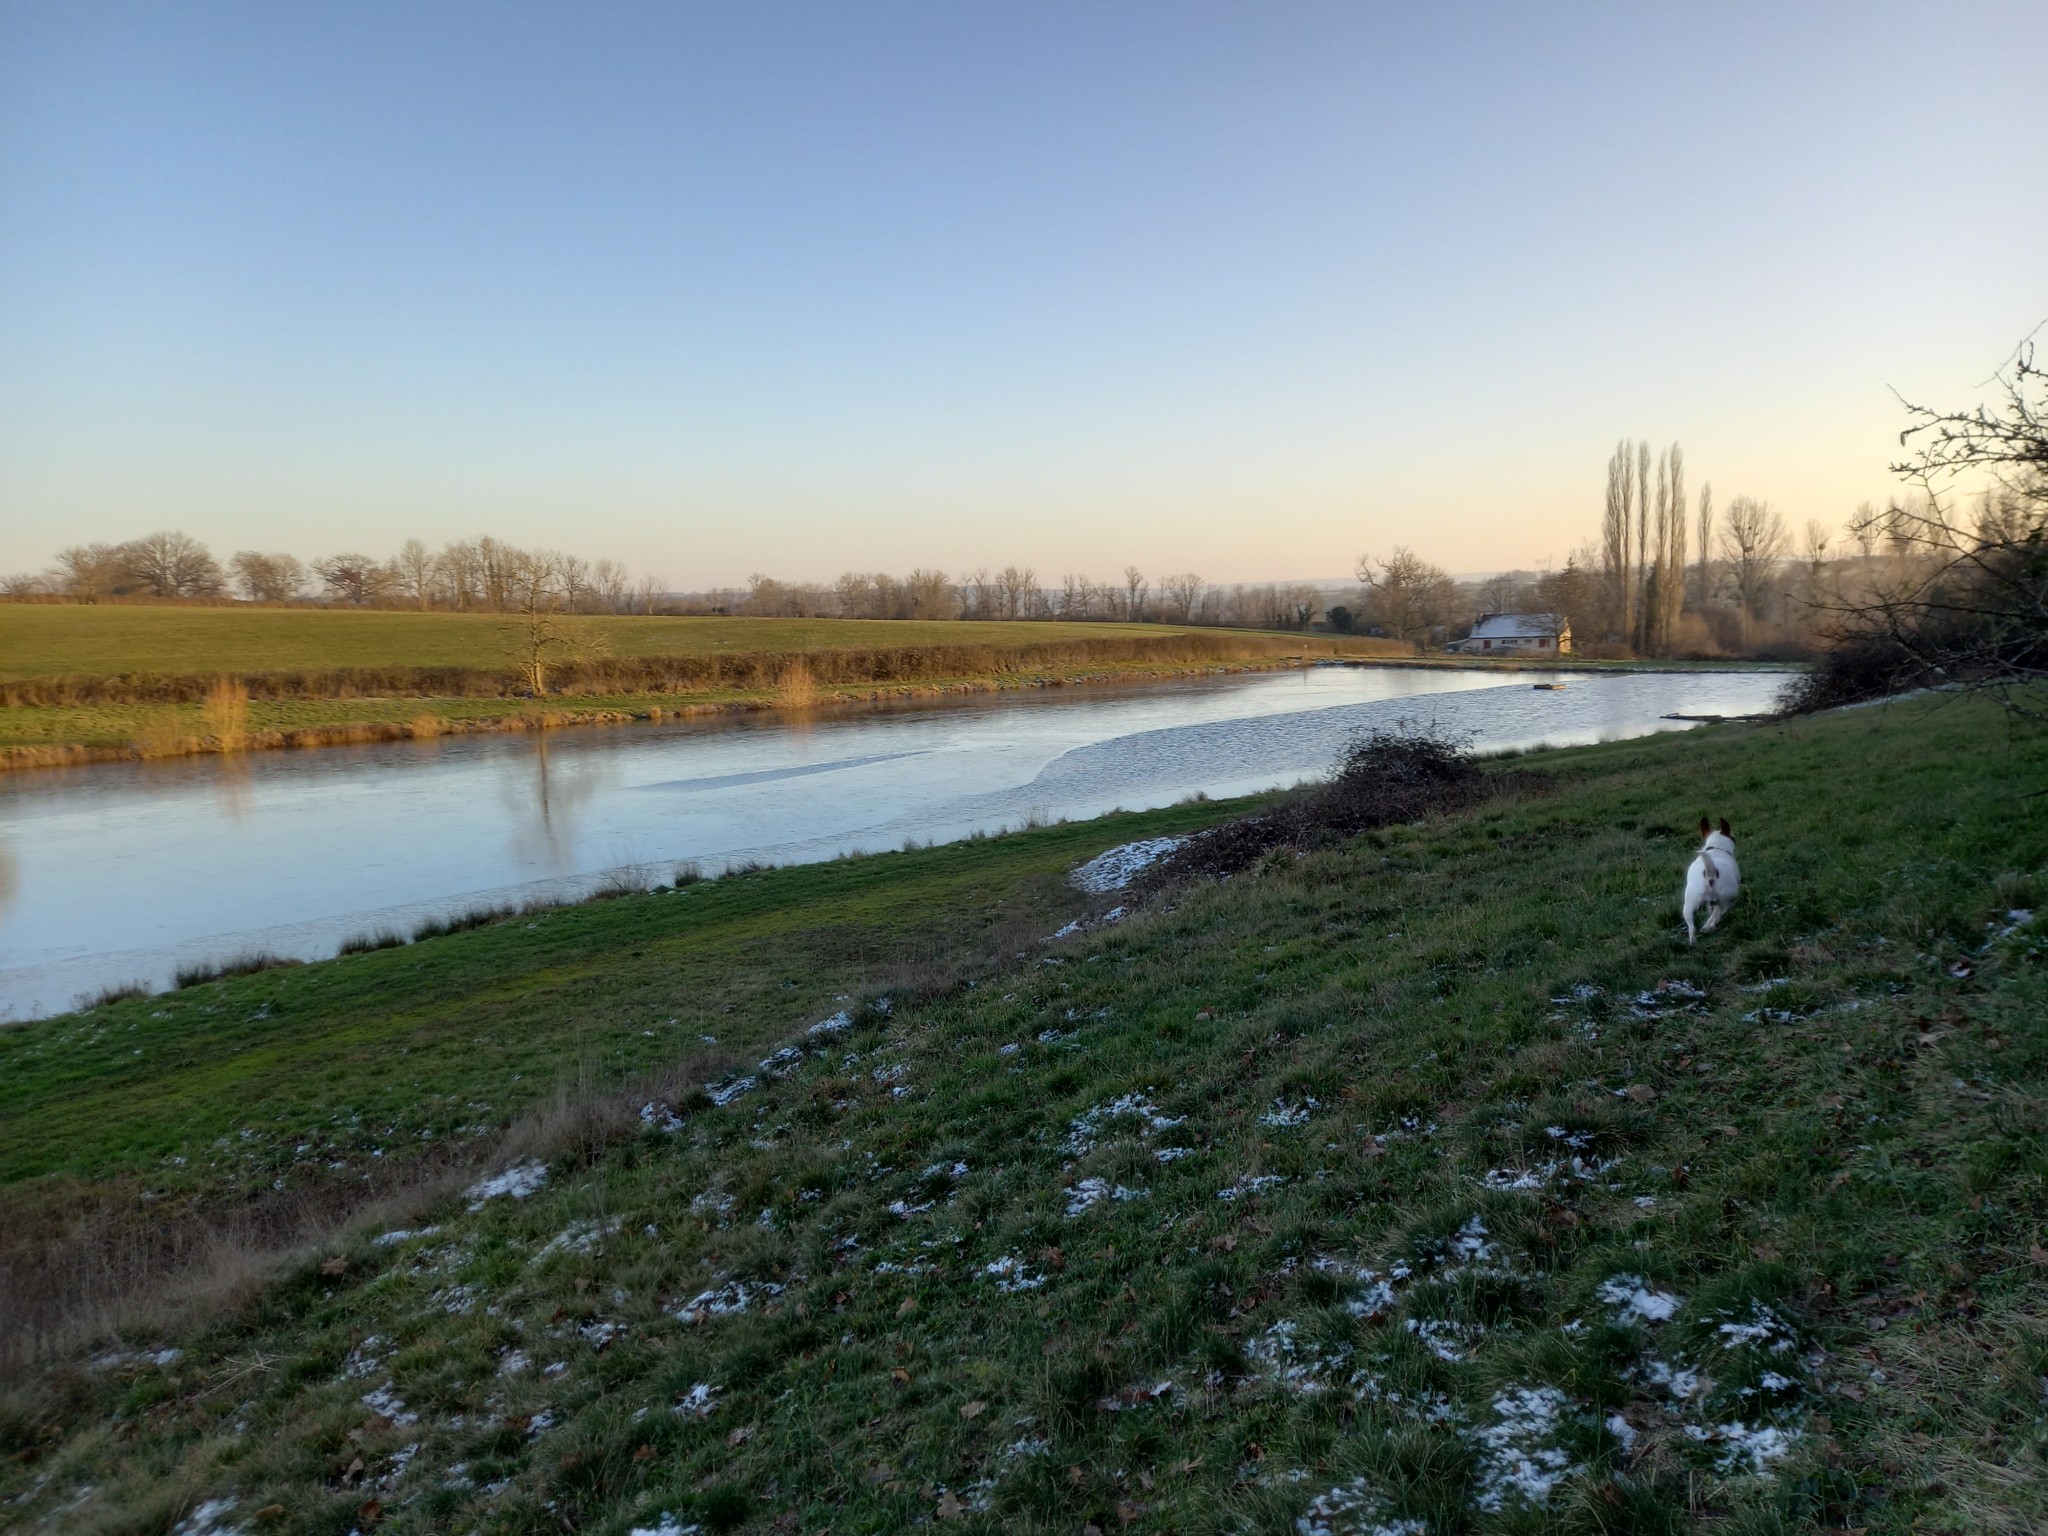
[3,1,2043,586]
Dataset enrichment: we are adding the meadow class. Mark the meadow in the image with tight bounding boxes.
[2,696,2043,1534]
[0,606,1401,765]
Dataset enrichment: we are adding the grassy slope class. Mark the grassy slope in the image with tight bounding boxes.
[4,698,2045,1535]
[0,609,1219,683]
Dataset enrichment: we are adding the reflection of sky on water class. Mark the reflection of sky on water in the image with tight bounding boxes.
[0,666,1790,1018]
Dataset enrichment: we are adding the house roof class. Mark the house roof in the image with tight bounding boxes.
[1469,611,1566,639]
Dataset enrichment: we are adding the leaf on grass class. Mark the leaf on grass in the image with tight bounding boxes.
[727,1424,754,1447]
[935,1491,967,1519]
[891,1366,911,1385]
[1624,1084,1657,1103]
[354,1499,382,1529]
[320,1256,348,1277]
[959,1400,986,1420]
[897,1297,918,1318]
[2028,1241,2048,1265]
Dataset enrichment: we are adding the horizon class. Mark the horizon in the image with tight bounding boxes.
[3,2,2045,587]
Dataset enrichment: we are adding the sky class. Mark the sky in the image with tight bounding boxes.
[2,2,2044,588]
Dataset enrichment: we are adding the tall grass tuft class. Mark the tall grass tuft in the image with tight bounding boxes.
[337,929,405,956]
[72,979,151,1010]
[778,655,817,709]
[201,675,248,751]
[172,952,300,989]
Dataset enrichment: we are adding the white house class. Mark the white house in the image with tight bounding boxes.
[1445,612,1572,656]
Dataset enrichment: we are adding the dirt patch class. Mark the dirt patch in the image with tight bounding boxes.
[1136,728,1502,891]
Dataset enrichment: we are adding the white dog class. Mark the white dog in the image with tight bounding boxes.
[1682,817,1740,943]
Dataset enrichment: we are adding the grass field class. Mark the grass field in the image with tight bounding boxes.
[0,607,1251,684]
[3,697,2044,1534]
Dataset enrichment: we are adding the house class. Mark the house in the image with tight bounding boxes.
[1445,612,1571,656]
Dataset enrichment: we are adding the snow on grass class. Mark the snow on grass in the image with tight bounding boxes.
[536,1219,620,1259]
[1070,837,1186,893]
[1063,1091,1184,1156]
[1635,1354,1708,1401]
[1714,1300,1801,1354]
[981,1255,1047,1293]
[1403,1317,1480,1362]
[1217,1173,1288,1202]
[1246,1319,1355,1395]
[676,1280,784,1324]
[463,1160,548,1210]
[639,1101,684,1132]
[1684,1419,1799,1475]
[806,1009,854,1038]
[1595,1273,1684,1324]
[707,1076,757,1107]
[361,1382,419,1427]
[1064,1177,1149,1216]
[371,1226,440,1247]
[1295,1477,1427,1536]
[758,1046,805,1078]
[627,1514,703,1536]
[171,1499,244,1536]
[1467,1385,1584,1513]
[1258,1097,1319,1128]
[673,1383,718,1418]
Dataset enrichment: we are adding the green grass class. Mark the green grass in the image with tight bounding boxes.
[4,697,2045,1535]
[0,607,1219,684]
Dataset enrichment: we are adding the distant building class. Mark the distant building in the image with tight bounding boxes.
[1445,612,1571,656]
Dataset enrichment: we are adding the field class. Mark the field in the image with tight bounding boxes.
[3,696,2044,1534]
[0,607,1241,684]
[0,606,1401,766]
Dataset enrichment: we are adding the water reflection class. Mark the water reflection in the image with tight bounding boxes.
[0,666,1791,1019]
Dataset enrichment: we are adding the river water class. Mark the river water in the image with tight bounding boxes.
[0,664,1789,1019]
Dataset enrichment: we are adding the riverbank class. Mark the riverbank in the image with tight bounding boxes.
[3,694,2041,1532]
[0,653,1342,771]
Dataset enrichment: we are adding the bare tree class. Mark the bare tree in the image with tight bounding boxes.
[996,565,1036,621]
[1720,496,1788,643]
[0,571,48,596]
[1357,546,1456,647]
[1123,566,1148,622]
[632,573,666,614]
[314,553,393,607]
[1634,440,1652,648]
[1602,442,1632,640]
[391,539,436,610]
[1790,336,2047,713]
[591,558,629,614]
[1159,572,1203,622]
[120,531,224,598]
[53,543,127,600]
[1846,502,1880,562]
[1694,482,1715,606]
[230,551,308,602]
[904,569,954,620]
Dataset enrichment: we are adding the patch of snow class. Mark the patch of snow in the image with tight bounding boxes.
[689,1189,735,1223]
[1247,1318,1354,1394]
[372,1226,440,1247]
[1260,1098,1319,1128]
[361,1382,419,1426]
[579,1320,626,1350]
[1636,1354,1708,1400]
[759,1046,805,1078]
[464,1160,548,1210]
[707,1075,756,1107]
[1596,1274,1684,1324]
[1217,1173,1288,1202]
[1715,1301,1800,1354]
[807,1010,854,1037]
[172,1498,244,1536]
[536,1219,620,1259]
[982,1254,1047,1293]
[673,1382,718,1418]
[1468,1385,1584,1513]
[1295,1477,1426,1536]
[497,1350,531,1376]
[1070,837,1186,893]
[1403,1316,1480,1362]
[639,1101,684,1132]
[886,1198,934,1218]
[1064,1091,1184,1155]
[1684,1419,1799,1475]
[676,1279,784,1324]
[1154,1145,1194,1162]
[628,1515,702,1536]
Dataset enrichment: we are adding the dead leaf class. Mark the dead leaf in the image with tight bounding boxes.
[339,1454,365,1487]
[959,1400,987,1420]
[897,1297,918,1318]
[1041,1246,1066,1271]
[727,1424,755,1447]
[320,1256,348,1277]
[633,1444,655,1463]
[354,1499,383,1529]
[1623,1084,1657,1103]
[1118,1502,1142,1525]
[1829,1171,1853,1190]
[935,1491,967,1520]
[891,1366,911,1385]
[2028,1241,2048,1265]
[864,1463,897,1485]
[251,1507,284,1523]
[1172,1457,1203,1476]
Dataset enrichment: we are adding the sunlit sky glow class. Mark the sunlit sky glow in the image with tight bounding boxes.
[3,1,2044,586]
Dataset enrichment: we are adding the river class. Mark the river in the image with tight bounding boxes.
[0,664,1790,1019]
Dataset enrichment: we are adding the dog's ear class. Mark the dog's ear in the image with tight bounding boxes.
[1719,818,1732,838]
[1698,817,1711,839]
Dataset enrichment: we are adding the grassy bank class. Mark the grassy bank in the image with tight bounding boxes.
[0,606,1402,768]
[3,697,2044,1534]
